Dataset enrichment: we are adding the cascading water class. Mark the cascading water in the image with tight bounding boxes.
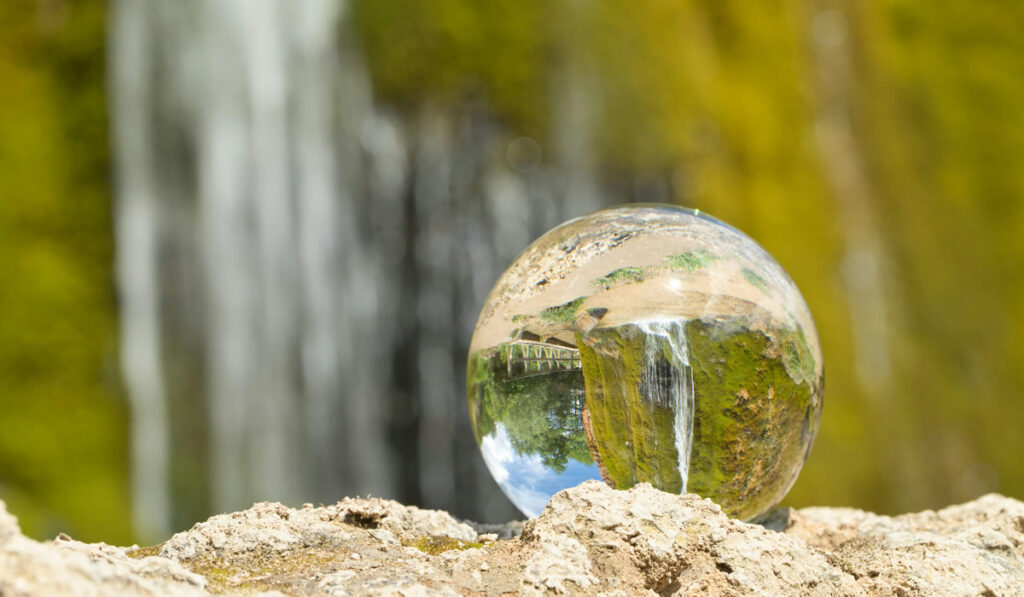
[110,0,406,536]
[110,0,609,539]
[637,320,695,491]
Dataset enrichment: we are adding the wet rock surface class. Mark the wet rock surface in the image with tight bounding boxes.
[2,482,1023,596]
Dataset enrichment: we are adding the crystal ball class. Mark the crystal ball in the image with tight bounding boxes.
[467,204,824,520]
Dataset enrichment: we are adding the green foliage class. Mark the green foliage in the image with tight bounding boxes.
[404,535,484,555]
[593,267,647,290]
[352,0,550,134]
[126,544,162,559]
[539,297,586,324]
[741,268,769,294]
[175,548,345,594]
[777,326,817,387]
[357,0,1024,514]
[0,0,131,543]
[685,319,815,521]
[467,347,593,472]
[839,0,1024,513]
[576,339,636,487]
[665,250,717,273]
[2,0,1023,541]
[578,326,683,493]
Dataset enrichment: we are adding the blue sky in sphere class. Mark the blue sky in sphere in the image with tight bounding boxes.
[479,424,601,517]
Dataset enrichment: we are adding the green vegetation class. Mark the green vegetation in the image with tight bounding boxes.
[3,0,1024,540]
[0,2,131,543]
[684,319,817,521]
[593,267,647,290]
[176,548,347,594]
[472,319,820,520]
[467,346,593,472]
[741,268,770,294]
[576,339,635,486]
[577,326,683,493]
[666,250,717,272]
[540,296,586,324]
[133,537,484,593]
[404,535,484,555]
[126,544,163,559]
[354,0,1024,514]
[776,326,817,386]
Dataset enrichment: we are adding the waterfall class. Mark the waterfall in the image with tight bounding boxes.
[110,0,607,538]
[110,0,394,533]
[637,320,695,491]
[809,8,891,395]
[110,0,172,539]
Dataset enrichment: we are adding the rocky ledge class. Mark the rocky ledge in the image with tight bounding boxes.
[2,481,1023,596]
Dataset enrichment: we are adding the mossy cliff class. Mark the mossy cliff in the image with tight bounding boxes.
[578,318,820,521]
[577,326,683,494]
[684,319,819,521]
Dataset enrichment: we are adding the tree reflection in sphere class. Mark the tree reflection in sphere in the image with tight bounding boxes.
[467,205,824,521]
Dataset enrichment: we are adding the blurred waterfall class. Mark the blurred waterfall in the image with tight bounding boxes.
[110,0,173,540]
[110,0,606,538]
[810,6,892,395]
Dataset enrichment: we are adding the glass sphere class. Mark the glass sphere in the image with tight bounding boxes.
[467,204,824,521]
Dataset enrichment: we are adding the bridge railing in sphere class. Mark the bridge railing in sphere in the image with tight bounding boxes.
[505,340,582,380]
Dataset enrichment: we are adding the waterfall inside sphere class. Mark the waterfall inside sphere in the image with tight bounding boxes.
[466,204,824,520]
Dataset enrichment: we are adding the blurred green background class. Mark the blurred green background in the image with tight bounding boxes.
[2,0,1023,543]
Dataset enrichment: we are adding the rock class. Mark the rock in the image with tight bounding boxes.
[787,494,1024,595]
[0,526,209,596]
[0,500,19,544]
[2,482,1024,595]
[464,519,525,540]
[521,482,858,595]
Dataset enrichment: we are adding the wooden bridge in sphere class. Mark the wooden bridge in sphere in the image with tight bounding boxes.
[505,340,581,380]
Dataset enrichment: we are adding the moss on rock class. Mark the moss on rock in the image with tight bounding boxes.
[404,535,484,555]
[684,318,818,520]
[593,266,647,290]
[578,326,682,493]
[665,250,717,272]
[540,296,586,324]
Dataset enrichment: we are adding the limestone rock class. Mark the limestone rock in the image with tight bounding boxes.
[787,493,1024,595]
[2,482,1024,595]
[0,526,209,596]
[521,482,859,595]
[0,500,19,544]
